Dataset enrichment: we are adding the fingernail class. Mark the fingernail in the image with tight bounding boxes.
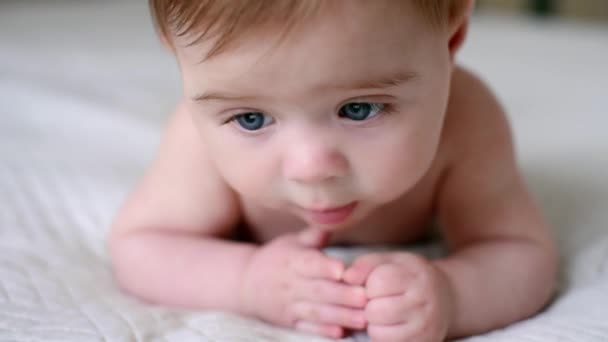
[334,269,343,280]
[333,262,344,280]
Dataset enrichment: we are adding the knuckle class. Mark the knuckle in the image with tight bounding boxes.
[338,307,357,322]
[300,253,315,265]
[282,303,298,327]
[341,285,358,302]
[296,302,319,321]
[307,306,320,321]
[333,259,345,273]
[301,250,323,267]
[292,253,312,273]
[286,250,299,269]
[279,278,292,295]
[290,301,306,320]
[311,281,325,297]
[346,287,364,305]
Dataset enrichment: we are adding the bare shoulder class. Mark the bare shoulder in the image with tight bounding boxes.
[110,100,240,239]
[440,65,512,162]
[437,66,553,248]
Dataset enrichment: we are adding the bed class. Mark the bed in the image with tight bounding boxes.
[1,2,608,341]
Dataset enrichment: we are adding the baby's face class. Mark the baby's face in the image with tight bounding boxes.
[177,2,453,229]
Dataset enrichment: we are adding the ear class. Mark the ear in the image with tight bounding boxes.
[448,0,475,61]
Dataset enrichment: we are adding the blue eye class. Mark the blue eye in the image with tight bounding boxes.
[339,102,385,121]
[233,112,274,131]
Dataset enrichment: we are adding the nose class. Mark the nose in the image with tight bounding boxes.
[282,140,348,184]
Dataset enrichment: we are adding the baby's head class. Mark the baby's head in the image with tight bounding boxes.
[151,1,470,57]
[150,0,473,228]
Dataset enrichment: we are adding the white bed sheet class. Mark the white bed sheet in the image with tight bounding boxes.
[1,2,608,341]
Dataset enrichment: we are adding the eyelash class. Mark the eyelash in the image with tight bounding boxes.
[371,103,396,116]
[222,102,397,125]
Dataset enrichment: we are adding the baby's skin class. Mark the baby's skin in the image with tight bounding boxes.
[110,1,557,341]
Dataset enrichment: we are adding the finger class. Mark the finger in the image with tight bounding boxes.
[293,250,344,280]
[367,263,416,299]
[386,252,430,272]
[368,320,425,342]
[368,323,410,342]
[292,301,367,330]
[343,253,392,286]
[366,295,423,325]
[296,279,367,308]
[297,228,331,249]
[294,321,344,339]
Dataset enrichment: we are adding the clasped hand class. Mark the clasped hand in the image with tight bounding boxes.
[240,229,453,341]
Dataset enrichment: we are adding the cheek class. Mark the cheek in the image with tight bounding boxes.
[202,128,279,198]
[354,118,444,203]
[357,147,431,203]
[357,65,449,201]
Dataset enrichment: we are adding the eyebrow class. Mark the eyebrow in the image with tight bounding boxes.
[191,70,418,103]
[326,70,419,91]
[192,92,258,103]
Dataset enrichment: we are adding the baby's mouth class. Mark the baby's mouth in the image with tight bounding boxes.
[298,202,358,225]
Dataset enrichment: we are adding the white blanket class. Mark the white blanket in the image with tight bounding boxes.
[1,2,608,341]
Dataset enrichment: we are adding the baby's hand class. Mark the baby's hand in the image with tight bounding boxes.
[344,253,454,342]
[240,230,367,339]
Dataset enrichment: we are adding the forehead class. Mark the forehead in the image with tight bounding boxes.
[176,1,438,97]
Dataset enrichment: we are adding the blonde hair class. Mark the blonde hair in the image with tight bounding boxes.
[150,0,468,57]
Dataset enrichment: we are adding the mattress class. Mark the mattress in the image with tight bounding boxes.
[1,2,608,341]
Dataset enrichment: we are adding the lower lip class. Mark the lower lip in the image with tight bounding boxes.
[305,202,358,225]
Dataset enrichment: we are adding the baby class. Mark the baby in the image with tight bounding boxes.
[109,1,558,341]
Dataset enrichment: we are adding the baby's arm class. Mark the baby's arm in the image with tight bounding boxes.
[109,101,252,312]
[109,102,365,338]
[434,68,558,338]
